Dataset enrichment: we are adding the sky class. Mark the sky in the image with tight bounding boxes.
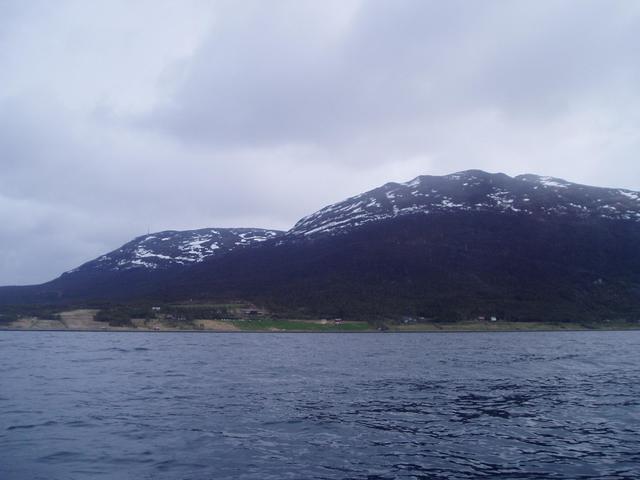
[1,0,639,285]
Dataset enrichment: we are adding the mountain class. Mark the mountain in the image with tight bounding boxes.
[66,228,282,274]
[287,169,640,238]
[0,228,282,305]
[1,170,639,322]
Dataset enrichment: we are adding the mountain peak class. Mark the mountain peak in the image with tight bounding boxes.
[65,227,283,275]
[288,170,640,238]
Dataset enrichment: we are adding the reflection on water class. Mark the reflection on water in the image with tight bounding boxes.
[1,331,639,479]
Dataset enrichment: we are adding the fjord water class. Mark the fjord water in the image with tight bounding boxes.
[1,332,639,479]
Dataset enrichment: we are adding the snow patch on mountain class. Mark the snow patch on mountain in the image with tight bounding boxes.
[538,176,569,189]
[67,228,283,274]
[288,170,640,238]
[619,190,640,202]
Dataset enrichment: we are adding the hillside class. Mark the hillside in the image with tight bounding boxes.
[1,170,639,322]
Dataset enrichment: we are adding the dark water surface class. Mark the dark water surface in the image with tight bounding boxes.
[1,331,639,479]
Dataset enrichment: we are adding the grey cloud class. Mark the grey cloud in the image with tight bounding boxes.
[0,0,639,285]
[142,0,640,149]
[0,95,359,283]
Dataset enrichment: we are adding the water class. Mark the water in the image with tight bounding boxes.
[1,331,639,479]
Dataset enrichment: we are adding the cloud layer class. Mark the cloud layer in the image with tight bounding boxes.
[1,0,639,284]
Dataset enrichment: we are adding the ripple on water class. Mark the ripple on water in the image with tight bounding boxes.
[0,331,639,479]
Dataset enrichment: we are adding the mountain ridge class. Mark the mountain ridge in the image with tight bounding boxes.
[64,227,283,275]
[63,169,640,274]
[1,169,639,322]
[286,169,640,239]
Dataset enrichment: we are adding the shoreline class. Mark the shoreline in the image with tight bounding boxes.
[2,326,640,334]
[3,310,639,334]
[4,309,639,334]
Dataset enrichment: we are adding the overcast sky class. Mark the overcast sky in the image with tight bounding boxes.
[1,0,639,285]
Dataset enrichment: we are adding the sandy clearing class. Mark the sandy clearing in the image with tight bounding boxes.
[11,317,66,329]
[59,309,102,329]
[194,320,241,331]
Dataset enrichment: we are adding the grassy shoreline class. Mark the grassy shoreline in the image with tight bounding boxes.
[4,304,639,333]
[2,308,639,333]
[2,321,640,333]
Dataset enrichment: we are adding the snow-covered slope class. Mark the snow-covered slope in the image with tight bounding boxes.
[288,170,640,238]
[56,170,640,275]
[66,228,283,274]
